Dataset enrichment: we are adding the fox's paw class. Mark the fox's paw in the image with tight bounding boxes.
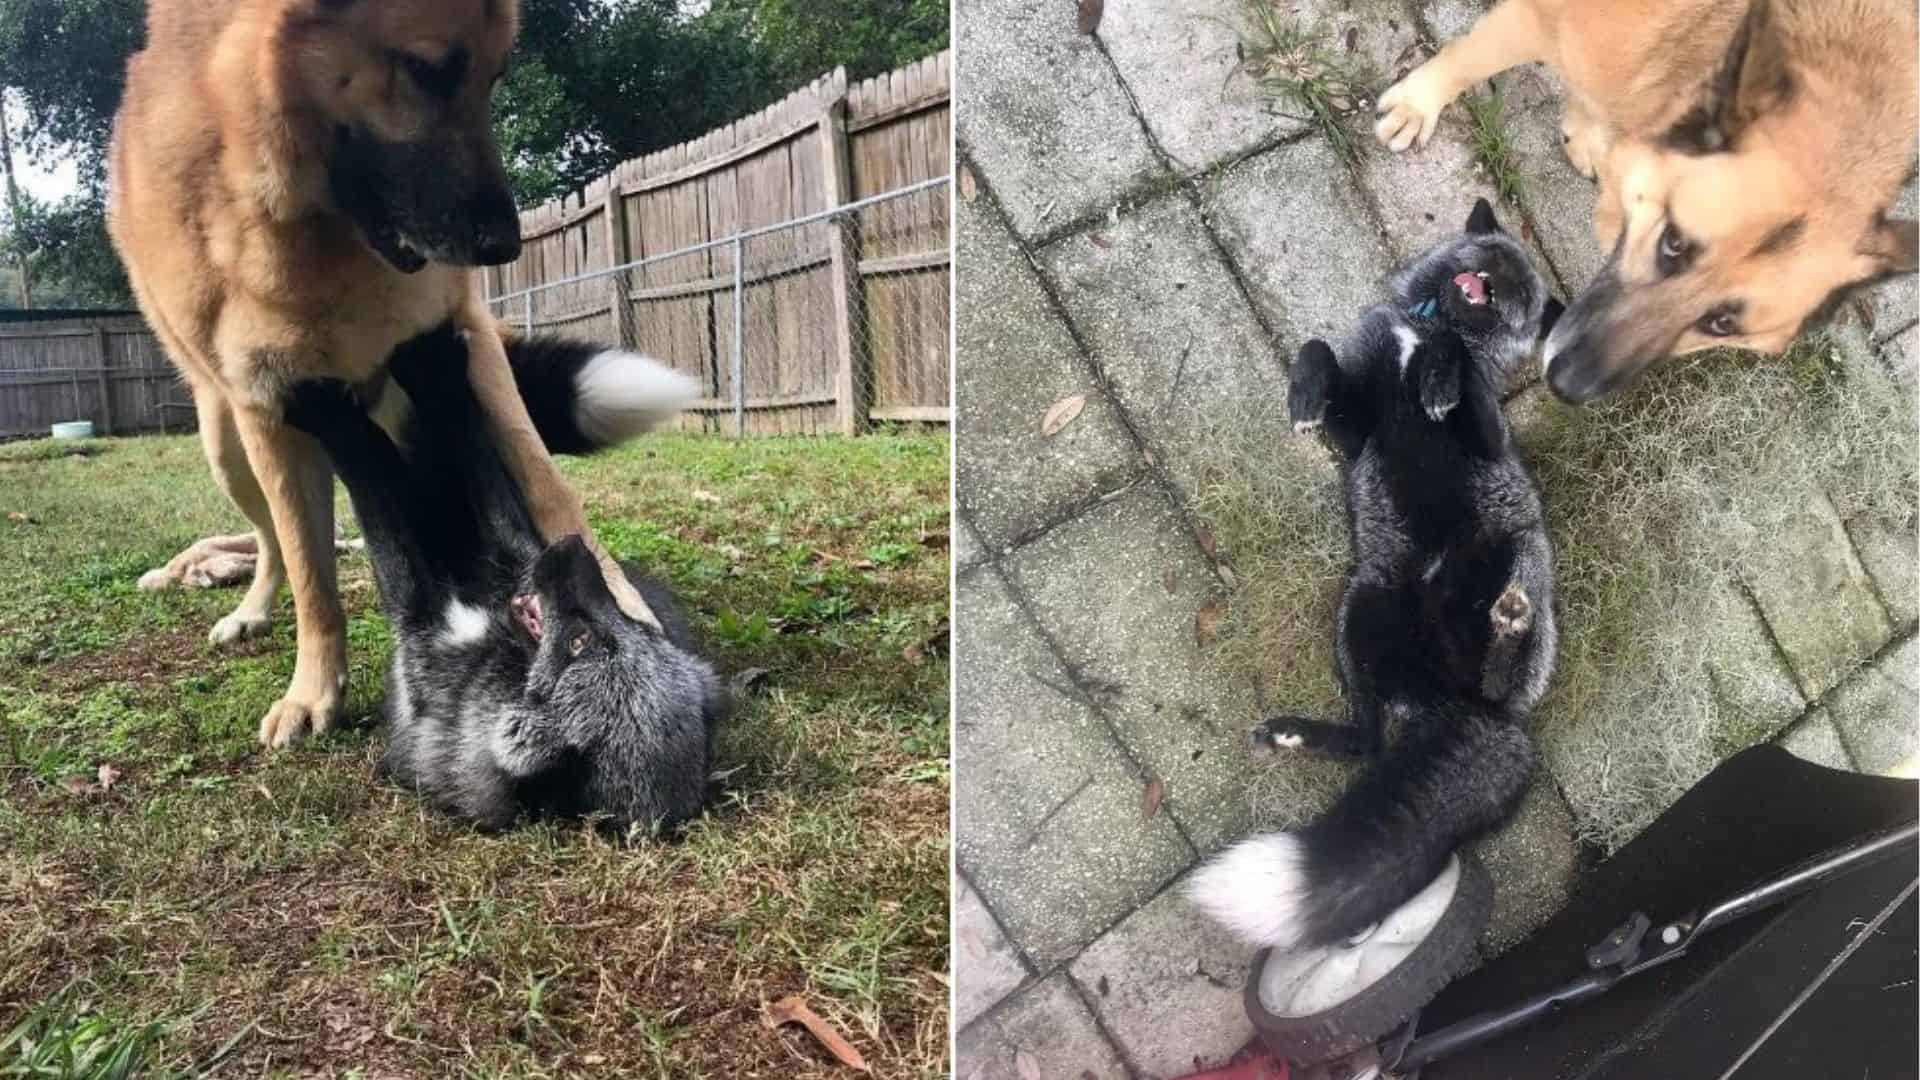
[1251,718,1311,754]
[1288,340,1338,435]
[1491,583,1532,637]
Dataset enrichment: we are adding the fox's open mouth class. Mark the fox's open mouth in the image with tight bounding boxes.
[510,593,545,641]
[1453,270,1492,305]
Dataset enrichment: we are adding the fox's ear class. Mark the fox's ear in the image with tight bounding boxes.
[1859,216,1918,276]
[1465,198,1502,236]
[1664,0,1793,154]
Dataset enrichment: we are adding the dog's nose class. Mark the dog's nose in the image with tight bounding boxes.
[1544,351,1611,404]
[469,190,523,265]
[474,230,522,266]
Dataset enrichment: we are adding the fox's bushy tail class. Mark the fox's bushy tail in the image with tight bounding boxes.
[501,331,702,454]
[1187,711,1536,949]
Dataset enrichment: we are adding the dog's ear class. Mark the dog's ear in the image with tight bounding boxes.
[1859,216,1919,276]
[1465,197,1502,236]
[1539,297,1566,341]
[1664,0,1794,154]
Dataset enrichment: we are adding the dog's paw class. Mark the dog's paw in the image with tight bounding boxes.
[1374,63,1453,152]
[209,610,273,646]
[257,671,346,748]
[1424,398,1457,423]
[1292,417,1324,436]
[138,566,178,592]
[1491,583,1533,637]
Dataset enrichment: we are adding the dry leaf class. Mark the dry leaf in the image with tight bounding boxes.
[5,511,34,525]
[1195,527,1218,557]
[96,764,121,791]
[1088,233,1112,249]
[1142,777,1164,820]
[1041,394,1087,437]
[1195,600,1227,646]
[764,995,869,1072]
[62,775,96,797]
[1076,0,1103,34]
[1162,568,1177,594]
[1015,1048,1042,1080]
[691,489,722,504]
[1217,564,1238,589]
[959,165,979,204]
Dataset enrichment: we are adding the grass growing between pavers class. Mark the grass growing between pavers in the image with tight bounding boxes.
[1233,0,1376,164]
[1463,87,1525,209]
[1189,333,1914,851]
[0,432,950,1078]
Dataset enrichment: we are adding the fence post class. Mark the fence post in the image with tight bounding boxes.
[602,179,636,351]
[522,292,534,336]
[731,235,745,438]
[819,97,867,436]
[93,326,115,435]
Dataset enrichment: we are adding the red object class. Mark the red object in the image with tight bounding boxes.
[1168,1055,1289,1080]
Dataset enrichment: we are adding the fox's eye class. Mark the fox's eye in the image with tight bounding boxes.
[568,631,591,657]
[1656,223,1692,275]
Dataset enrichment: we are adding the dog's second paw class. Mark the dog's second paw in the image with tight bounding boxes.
[1374,63,1453,152]
[209,610,273,646]
[1491,583,1533,637]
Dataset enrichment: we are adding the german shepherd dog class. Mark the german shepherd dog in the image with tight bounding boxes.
[1373,0,1917,402]
[284,326,723,832]
[107,0,672,748]
[1188,201,1560,950]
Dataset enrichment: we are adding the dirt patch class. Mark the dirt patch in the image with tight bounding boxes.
[31,622,268,695]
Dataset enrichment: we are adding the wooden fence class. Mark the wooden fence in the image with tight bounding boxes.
[0,53,950,441]
[0,311,185,439]
[483,53,952,435]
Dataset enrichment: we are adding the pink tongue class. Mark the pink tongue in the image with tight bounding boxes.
[1453,272,1487,304]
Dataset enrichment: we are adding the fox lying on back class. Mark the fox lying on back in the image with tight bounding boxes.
[285,326,726,832]
[1190,200,1563,949]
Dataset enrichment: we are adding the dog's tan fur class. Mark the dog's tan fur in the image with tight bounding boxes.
[109,0,657,748]
[1375,0,1917,400]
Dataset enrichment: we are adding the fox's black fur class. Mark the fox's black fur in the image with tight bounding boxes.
[285,325,724,832]
[1189,200,1562,950]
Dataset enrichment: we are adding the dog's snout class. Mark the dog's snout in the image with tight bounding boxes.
[474,228,522,266]
[470,192,523,265]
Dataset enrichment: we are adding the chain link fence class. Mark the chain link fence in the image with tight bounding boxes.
[487,177,950,437]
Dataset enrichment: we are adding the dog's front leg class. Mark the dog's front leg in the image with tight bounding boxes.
[229,403,347,747]
[1375,0,1548,152]
[458,310,663,630]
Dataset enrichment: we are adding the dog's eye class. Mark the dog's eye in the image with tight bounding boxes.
[396,48,468,102]
[568,631,591,657]
[1697,305,1742,338]
[1656,223,1692,274]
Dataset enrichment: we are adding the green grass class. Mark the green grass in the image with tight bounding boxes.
[1464,87,1525,208]
[0,432,950,1077]
[1234,0,1374,164]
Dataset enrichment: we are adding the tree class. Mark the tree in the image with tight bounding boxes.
[702,0,950,91]
[0,0,140,306]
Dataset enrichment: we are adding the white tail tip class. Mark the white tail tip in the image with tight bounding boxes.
[1185,833,1314,948]
[574,350,701,445]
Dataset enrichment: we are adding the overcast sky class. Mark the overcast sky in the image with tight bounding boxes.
[2,98,80,204]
